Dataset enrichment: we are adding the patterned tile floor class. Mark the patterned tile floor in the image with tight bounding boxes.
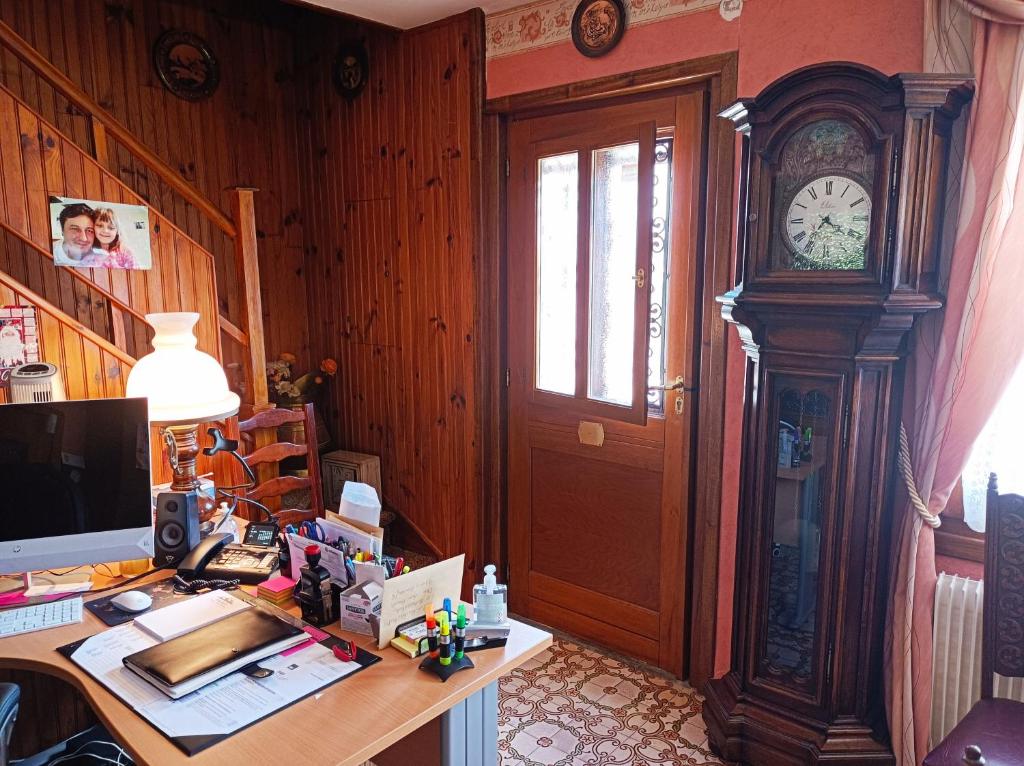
[498,633,727,765]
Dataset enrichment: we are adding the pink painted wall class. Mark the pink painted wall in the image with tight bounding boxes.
[936,554,984,581]
[488,0,926,679]
[488,0,925,99]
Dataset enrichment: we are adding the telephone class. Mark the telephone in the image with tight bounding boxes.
[177,532,233,578]
[177,524,281,585]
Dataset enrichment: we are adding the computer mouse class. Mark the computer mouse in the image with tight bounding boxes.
[110,590,153,613]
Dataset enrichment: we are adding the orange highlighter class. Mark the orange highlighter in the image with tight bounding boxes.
[426,605,439,658]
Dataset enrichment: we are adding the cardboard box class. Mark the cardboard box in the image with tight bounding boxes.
[339,580,383,636]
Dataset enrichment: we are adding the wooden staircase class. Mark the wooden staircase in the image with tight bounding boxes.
[0,19,267,408]
[0,20,268,487]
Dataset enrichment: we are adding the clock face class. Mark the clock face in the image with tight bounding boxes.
[784,175,871,270]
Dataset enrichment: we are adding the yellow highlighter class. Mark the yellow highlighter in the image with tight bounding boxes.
[439,614,452,666]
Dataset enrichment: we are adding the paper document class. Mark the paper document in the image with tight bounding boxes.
[134,590,250,641]
[68,623,364,741]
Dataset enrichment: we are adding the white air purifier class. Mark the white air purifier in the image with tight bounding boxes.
[9,363,65,403]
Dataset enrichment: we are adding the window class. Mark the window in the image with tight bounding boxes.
[531,126,669,425]
[960,359,1024,531]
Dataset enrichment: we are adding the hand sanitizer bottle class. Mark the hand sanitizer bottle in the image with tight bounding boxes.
[472,564,508,625]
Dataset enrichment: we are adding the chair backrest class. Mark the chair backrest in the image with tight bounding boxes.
[981,473,1024,698]
[0,682,18,766]
[237,403,324,528]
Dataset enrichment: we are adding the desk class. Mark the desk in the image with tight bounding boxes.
[0,572,551,765]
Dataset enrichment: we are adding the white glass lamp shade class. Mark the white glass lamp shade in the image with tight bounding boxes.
[126,312,240,425]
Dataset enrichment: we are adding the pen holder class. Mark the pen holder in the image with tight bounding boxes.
[418,653,474,682]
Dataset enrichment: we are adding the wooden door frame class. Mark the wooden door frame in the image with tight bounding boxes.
[478,51,738,687]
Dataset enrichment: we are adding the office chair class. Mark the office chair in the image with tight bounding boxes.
[0,683,133,766]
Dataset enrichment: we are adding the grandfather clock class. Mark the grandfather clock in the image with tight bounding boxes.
[702,63,972,765]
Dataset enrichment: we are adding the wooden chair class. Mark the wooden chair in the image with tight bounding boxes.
[924,473,1024,766]
[237,403,324,528]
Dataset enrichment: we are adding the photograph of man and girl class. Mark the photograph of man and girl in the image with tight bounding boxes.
[50,197,152,270]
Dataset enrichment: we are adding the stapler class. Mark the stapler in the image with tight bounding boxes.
[462,622,511,652]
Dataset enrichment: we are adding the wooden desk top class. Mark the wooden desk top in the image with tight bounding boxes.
[0,573,551,766]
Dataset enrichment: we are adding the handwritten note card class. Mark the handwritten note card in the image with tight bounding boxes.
[377,554,464,649]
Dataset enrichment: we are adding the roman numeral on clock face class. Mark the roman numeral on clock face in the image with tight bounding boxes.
[807,187,818,200]
[793,231,806,243]
[825,180,833,195]
[850,197,865,207]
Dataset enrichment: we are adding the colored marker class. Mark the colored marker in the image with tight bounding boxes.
[455,604,466,660]
[394,556,405,576]
[443,597,452,620]
[426,605,439,658]
[439,617,452,666]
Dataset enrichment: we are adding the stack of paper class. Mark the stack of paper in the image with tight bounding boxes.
[133,590,250,642]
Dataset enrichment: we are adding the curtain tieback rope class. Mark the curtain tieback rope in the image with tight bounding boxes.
[898,421,942,528]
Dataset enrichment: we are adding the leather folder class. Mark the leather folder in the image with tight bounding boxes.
[123,608,307,699]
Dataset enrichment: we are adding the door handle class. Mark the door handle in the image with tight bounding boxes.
[649,375,698,393]
[632,268,645,290]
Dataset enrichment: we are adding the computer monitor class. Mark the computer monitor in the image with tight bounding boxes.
[0,397,153,573]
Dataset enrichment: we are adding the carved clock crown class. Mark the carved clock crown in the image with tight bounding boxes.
[721,62,973,306]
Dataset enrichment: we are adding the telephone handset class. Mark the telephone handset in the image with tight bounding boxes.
[177,533,233,578]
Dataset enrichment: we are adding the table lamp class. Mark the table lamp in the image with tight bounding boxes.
[126,312,240,492]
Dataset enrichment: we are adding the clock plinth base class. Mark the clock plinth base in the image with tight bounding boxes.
[703,673,894,766]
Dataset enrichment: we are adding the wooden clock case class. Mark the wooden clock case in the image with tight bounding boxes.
[701,63,972,765]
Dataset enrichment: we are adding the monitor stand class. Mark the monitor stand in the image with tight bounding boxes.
[20,568,94,593]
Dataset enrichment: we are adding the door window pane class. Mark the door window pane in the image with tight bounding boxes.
[588,143,639,406]
[536,153,579,395]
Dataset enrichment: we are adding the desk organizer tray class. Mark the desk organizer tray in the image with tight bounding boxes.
[59,592,380,756]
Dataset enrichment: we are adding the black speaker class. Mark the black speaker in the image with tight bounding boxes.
[154,491,200,566]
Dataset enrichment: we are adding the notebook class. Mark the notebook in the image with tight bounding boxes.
[123,609,306,699]
[133,590,250,642]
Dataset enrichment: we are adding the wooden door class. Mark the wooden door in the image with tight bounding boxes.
[507,91,706,675]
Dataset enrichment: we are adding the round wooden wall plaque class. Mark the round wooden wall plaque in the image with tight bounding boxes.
[571,0,627,58]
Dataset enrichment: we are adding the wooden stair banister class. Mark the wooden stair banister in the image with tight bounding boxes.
[0,20,236,238]
[0,268,134,366]
[230,189,269,410]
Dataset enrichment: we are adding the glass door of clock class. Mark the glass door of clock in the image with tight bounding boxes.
[507,90,707,674]
[754,371,844,702]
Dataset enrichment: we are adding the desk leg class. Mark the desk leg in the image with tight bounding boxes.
[440,681,498,766]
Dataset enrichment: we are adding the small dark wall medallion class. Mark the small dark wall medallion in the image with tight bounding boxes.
[153,30,220,102]
[571,0,627,58]
[332,44,369,100]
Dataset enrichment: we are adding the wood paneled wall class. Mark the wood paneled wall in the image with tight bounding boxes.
[0,0,487,577]
[0,84,220,360]
[294,11,485,575]
[0,0,308,367]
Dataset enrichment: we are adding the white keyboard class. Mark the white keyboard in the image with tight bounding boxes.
[0,597,83,638]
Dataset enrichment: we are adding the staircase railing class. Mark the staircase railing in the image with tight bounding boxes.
[0,19,268,411]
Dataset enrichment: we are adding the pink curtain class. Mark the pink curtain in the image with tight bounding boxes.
[886,1,1024,764]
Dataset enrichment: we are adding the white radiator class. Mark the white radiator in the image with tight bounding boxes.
[931,572,1024,745]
